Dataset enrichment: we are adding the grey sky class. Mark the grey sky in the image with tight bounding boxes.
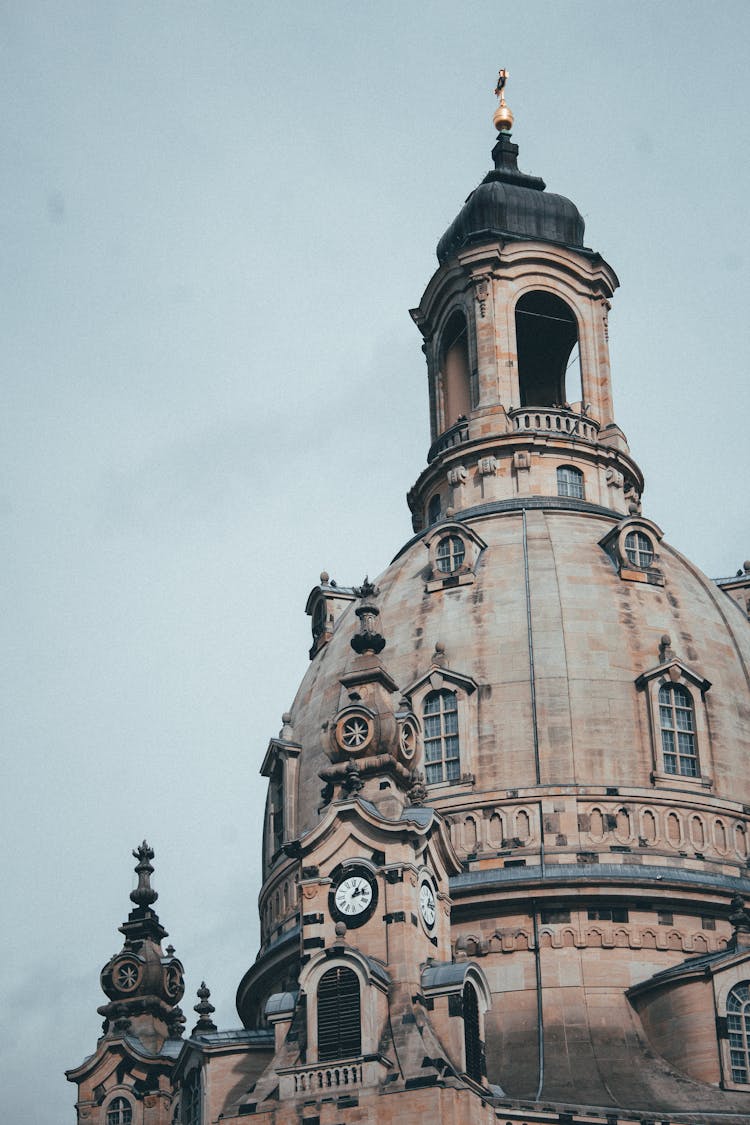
[2,3,748,1121]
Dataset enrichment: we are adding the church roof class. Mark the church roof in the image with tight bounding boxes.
[436,132,585,264]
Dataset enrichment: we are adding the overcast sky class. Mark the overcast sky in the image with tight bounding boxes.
[2,3,749,1121]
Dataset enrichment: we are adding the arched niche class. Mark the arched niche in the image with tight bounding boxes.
[515,291,580,407]
[439,308,471,430]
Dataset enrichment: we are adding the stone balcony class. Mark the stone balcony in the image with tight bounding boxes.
[277,1054,392,1099]
[508,405,600,442]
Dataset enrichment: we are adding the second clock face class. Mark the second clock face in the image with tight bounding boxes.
[329,867,378,928]
[419,880,437,929]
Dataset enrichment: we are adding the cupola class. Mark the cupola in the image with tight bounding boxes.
[408,72,643,533]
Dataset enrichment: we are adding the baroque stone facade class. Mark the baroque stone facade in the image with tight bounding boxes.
[68,84,750,1125]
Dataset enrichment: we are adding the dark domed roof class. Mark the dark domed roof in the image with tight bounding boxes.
[436,132,585,264]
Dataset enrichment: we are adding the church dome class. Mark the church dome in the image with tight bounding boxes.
[287,506,750,842]
[436,132,585,263]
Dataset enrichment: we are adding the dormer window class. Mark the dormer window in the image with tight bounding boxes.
[557,465,584,499]
[423,689,460,783]
[625,529,654,569]
[659,683,698,777]
[423,522,486,593]
[436,535,466,573]
[599,517,664,586]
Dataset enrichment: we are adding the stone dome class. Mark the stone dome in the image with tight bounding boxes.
[436,132,585,264]
[288,504,750,841]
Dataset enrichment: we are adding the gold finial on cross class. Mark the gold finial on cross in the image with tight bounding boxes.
[493,68,514,132]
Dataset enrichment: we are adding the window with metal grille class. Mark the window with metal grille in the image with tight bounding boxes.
[436,535,465,573]
[317,966,361,1061]
[624,530,654,568]
[423,689,460,784]
[659,683,698,777]
[727,983,750,1083]
[463,982,483,1082]
[106,1099,132,1125]
[182,1070,201,1125]
[557,465,584,499]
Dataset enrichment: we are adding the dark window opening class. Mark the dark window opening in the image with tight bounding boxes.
[311,599,327,641]
[428,493,442,526]
[270,763,285,854]
[515,291,578,408]
[541,908,571,924]
[462,982,483,1083]
[440,309,471,429]
[587,907,629,922]
[317,966,361,1061]
[182,1072,201,1125]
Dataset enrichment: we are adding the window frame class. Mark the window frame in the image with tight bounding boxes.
[106,1097,133,1125]
[422,688,462,784]
[403,666,478,791]
[658,682,699,779]
[556,465,584,500]
[635,662,712,790]
[316,965,362,1062]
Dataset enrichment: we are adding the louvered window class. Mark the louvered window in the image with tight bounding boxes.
[463,982,482,1083]
[317,966,361,1061]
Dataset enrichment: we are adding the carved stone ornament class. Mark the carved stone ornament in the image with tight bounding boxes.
[478,456,498,476]
[447,465,468,487]
[351,577,385,654]
[472,275,490,317]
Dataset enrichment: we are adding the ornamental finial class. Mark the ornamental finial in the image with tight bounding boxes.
[130,840,158,908]
[493,68,514,133]
[192,981,218,1034]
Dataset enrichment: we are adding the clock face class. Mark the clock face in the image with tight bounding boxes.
[329,867,378,928]
[419,880,436,929]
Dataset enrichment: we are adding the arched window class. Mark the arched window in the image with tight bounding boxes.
[557,465,584,499]
[423,689,460,783]
[659,684,698,777]
[625,529,654,568]
[317,966,361,1061]
[462,981,483,1082]
[182,1068,201,1125]
[106,1099,132,1125]
[727,983,750,1083]
[515,291,578,407]
[428,493,442,526]
[436,535,465,573]
[440,309,471,429]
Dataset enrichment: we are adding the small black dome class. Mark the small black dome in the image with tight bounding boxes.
[436,133,585,264]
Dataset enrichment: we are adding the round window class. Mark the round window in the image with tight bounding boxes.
[398,718,418,761]
[335,711,374,754]
[624,530,654,568]
[114,959,141,993]
[436,535,466,574]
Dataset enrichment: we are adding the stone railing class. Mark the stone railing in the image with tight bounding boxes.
[427,418,470,463]
[509,406,600,442]
[279,1055,390,1099]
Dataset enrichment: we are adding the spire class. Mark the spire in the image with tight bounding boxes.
[97,843,186,1049]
